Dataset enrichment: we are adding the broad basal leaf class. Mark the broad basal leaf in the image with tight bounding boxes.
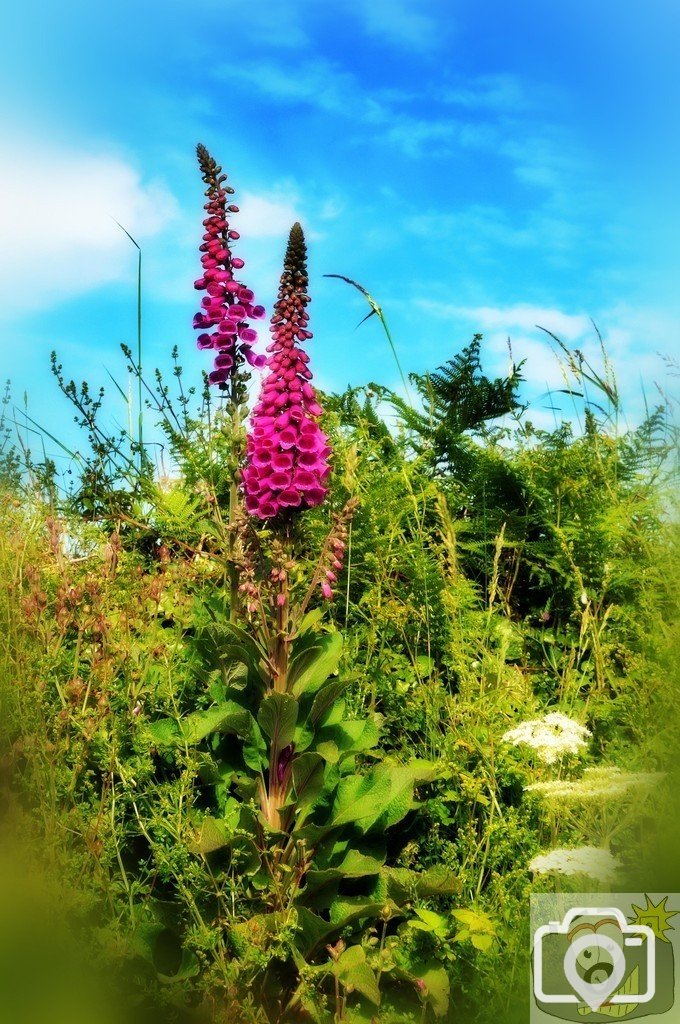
[331,767,394,829]
[289,631,343,697]
[241,715,267,772]
[190,816,232,854]
[147,701,252,747]
[329,895,399,929]
[300,851,385,907]
[291,752,325,818]
[335,945,381,1006]
[310,678,350,727]
[417,963,450,1018]
[257,692,299,751]
[196,622,266,682]
[316,718,380,763]
[382,865,459,902]
[331,760,435,835]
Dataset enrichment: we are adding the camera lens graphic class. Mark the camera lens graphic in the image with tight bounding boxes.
[563,933,627,1011]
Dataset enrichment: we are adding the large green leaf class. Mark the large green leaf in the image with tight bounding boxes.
[241,715,267,771]
[335,946,380,1006]
[257,693,298,750]
[373,760,438,832]
[132,923,200,983]
[332,768,393,829]
[291,752,325,819]
[314,836,386,871]
[294,907,336,957]
[190,815,232,854]
[229,836,261,875]
[382,865,459,902]
[293,716,314,754]
[294,819,344,846]
[316,718,380,764]
[294,901,400,959]
[329,896,398,928]
[296,608,324,635]
[147,701,252,747]
[310,678,350,727]
[300,849,385,905]
[145,716,182,747]
[289,631,343,697]
[400,961,450,1018]
[188,806,260,873]
[207,660,248,702]
[196,622,266,681]
[326,759,438,835]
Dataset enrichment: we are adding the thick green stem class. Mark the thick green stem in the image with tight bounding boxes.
[272,525,293,693]
[228,376,241,624]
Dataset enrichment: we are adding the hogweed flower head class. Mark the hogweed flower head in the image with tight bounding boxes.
[525,766,664,804]
[528,846,622,885]
[193,144,266,387]
[242,223,331,519]
[502,711,591,764]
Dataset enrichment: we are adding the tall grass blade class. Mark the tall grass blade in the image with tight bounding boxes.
[112,218,144,472]
[325,273,412,403]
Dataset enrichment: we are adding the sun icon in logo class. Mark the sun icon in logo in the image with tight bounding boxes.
[629,895,678,942]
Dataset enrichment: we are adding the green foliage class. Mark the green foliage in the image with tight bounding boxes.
[1,331,678,1024]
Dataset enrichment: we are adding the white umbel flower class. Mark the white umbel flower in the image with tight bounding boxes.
[529,846,622,884]
[502,711,591,764]
[525,766,664,803]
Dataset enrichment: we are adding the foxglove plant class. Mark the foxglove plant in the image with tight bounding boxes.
[242,223,331,519]
[149,203,453,1021]
[192,145,269,622]
[193,143,266,385]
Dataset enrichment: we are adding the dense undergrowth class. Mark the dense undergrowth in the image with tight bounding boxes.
[1,158,679,1024]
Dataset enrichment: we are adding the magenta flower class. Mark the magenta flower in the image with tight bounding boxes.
[193,144,266,387]
[242,223,331,519]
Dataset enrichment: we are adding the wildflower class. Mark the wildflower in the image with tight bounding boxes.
[529,846,622,885]
[193,144,266,386]
[317,497,359,601]
[242,223,331,519]
[525,766,664,803]
[502,711,590,764]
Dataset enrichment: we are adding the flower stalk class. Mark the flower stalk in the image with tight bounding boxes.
[242,223,331,520]
[193,144,267,619]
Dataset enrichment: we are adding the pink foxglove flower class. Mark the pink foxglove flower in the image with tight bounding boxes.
[193,144,266,386]
[316,498,358,600]
[242,223,331,519]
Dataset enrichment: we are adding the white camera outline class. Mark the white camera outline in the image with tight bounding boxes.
[533,906,656,1006]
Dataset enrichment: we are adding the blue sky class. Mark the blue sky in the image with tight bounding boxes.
[1,0,679,472]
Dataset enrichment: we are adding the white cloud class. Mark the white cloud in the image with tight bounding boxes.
[421,301,592,340]
[350,0,441,50]
[219,59,354,114]
[319,196,344,220]
[238,191,301,238]
[218,59,463,158]
[0,136,315,320]
[442,74,530,112]
[407,206,533,249]
[224,0,442,54]
[383,117,458,156]
[406,202,589,272]
[415,299,676,425]
[441,74,566,116]
[0,140,178,319]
